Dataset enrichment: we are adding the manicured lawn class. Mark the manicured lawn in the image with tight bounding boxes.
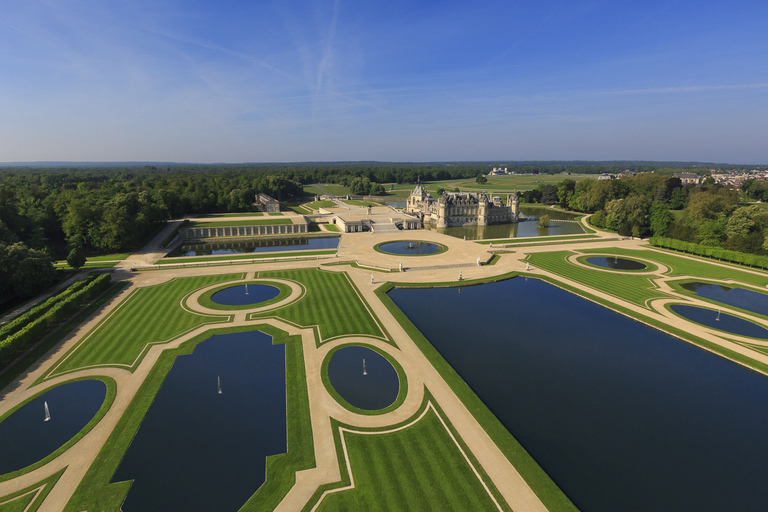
[199,212,265,217]
[47,274,239,376]
[311,399,510,512]
[317,184,351,196]
[303,185,324,195]
[324,224,341,232]
[304,200,338,211]
[527,251,668,307]
[252,269,383,342]
[579,247,768,287]
[0,470,64,512]
[475,234,597,245]
[189,219,291,228]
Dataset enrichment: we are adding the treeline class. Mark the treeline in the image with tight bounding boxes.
[0,274,112,365]
[649,237,768,269]
[524,173,768,257]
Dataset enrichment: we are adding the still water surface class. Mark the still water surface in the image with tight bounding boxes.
[585,256,647,270]
[0,380,106,475]
[681,282,768,317]
[112,331,286,512]
[168,236,339,257]
[210,284,280,306]
[429,207,584,240]
[377,241,442,255]
[327,346,399,410]
[670,304,768,339]
[389,278,768,512]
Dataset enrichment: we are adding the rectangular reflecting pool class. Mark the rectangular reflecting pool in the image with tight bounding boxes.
[389,278,768,512]
[112,331,286,512]
[167,236,339,257]
[428,207,584,240]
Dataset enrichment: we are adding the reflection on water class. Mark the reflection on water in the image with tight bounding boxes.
[670,304,768,339]
[389,278,768,512]
[327,346,399,410]
[0,380,106,475]
[167,236,339,257]
[586,257,647,270]
[210,284,281,306]
[378,241,442,255]
[113,331,286,512]
[426,206,584,240]
[681,282,768,317]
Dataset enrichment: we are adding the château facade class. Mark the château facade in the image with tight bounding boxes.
[405,183,519,228]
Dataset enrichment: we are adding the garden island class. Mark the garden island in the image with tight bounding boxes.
[3,165,768,512]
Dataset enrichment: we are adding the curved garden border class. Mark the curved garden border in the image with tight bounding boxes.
[321,341,408,416]
[0,376,116,483]
[571,253,662,274]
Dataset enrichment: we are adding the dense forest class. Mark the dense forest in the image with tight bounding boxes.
[523,174,767,257]
[0,161,762,300]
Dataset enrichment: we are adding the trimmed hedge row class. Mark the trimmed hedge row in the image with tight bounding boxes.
[0,274,112,364]
[649,236,768,269]
[0,275,100,340]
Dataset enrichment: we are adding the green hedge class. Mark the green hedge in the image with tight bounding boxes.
[0,274,100,340]
[649,236,768,269]
[0,274,112,364]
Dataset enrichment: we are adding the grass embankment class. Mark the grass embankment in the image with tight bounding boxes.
[302,200,338,211]
[527,251,669,307]
[159,249,337,266]
[373,282,577,511]
[63,325,314,512]
[189,219,291,228]
[578,247,768,287]
[307,393,511,512]
[46,274,239,377]
[251,269,384,343]
[0,470,65,512]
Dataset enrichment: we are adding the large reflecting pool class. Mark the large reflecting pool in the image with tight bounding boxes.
[670,304,768,339]
[681,282,768,317]
[327,346,399,410]
[389,278,768,512]
[167,236,339,257]
[112,331,286,512]
[0,380,106,475]
[210,284,280,306]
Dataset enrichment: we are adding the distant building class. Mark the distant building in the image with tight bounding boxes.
[405,183,519,228]
[674,173,701,185]
[255,193,280,212]
[597,173,615,180]
[489,167,511,176]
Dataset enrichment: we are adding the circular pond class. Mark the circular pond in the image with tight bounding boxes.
[670,304,768,339]
[210,284,280,306]
[327,346,400,410]
[0,379,107,475]
[586,256,647,270]
[376,240,444,256]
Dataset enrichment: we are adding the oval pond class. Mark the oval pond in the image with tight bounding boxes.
[377,241,443,256]
[681,282,768,317]
[586,256,647,270]
[670,303,768,339]
[210,284,280,306]
[327,346,399,410]
[0,379,107,475]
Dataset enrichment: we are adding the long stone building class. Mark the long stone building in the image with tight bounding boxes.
[405,183,519,228]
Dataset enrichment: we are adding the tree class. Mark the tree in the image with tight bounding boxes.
[649,203,674,237]
[540,185,558,205]
[67,245,87,269]
[0,242,57,298]
[538,214,550,229]
[476,175,488,185]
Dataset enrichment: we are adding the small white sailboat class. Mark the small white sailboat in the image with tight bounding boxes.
[44,401,51,422]
[217,376,222,394]
[363,359,367,376]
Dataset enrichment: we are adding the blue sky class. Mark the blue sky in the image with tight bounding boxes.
[1,0,767,163]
